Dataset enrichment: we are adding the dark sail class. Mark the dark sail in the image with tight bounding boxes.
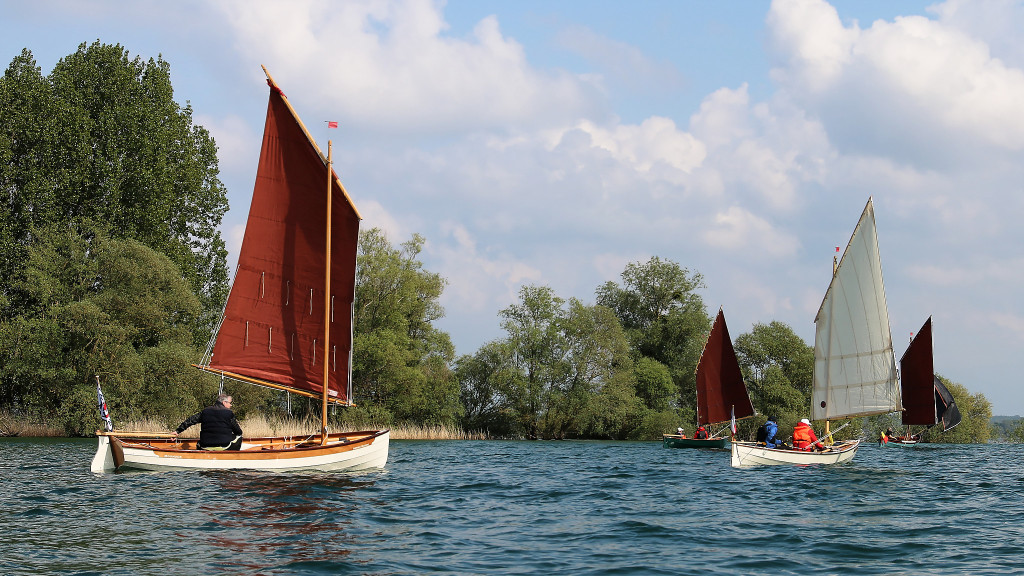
[900,317,936,426]
[207,80,360,404]
[934,376,962,431]
[695,308,755,426]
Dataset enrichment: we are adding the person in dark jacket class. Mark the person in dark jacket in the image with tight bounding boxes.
[172,394,243,450]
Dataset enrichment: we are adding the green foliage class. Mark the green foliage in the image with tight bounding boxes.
[0,43,229,340]
[455,284,654,439]
[926,376,992,443]
[352,228,459,427]
[1007,418,1024,443]
[456,341,520,435]
[632,356,676,412]
[733,321,814,425]
[596,256,709,417]
[0,226,213,433]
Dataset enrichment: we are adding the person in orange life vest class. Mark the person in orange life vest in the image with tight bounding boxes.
[792,418,820,451]
[676,427,687,439]
[694,425,709,439]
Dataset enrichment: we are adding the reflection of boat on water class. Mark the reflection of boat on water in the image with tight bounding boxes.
[664,308,754,450]
[91,67,388,473]
[733,198,901,467]
[886,317,962,447]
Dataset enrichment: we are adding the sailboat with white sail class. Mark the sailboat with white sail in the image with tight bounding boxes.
[732,198,900,466]
[91,67,389,473]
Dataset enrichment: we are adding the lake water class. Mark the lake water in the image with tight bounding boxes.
[2,437,1023,575]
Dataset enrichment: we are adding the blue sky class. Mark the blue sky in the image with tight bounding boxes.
[3,0,1024,415]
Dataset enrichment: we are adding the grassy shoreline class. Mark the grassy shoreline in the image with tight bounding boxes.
[0,412,489,440]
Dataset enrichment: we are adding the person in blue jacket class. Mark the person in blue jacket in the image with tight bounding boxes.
[756,416,784,448]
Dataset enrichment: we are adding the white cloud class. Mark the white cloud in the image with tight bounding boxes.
[571,117,706,176]
[356,199,407,242]
[766,0,858,92]
[195,113,257,177]
[216,0,601,134]
[196,0,1024,411]
[431,222,543,315]
[702,206,800,257]
[932,0,1024,69]
[768,0,1024,161]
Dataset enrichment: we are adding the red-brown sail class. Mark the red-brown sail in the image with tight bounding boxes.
[696,308,755,426]
[900,317,935,425]
[206,78,360,404]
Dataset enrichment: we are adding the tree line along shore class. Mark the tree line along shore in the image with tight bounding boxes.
[1,42,1013,444]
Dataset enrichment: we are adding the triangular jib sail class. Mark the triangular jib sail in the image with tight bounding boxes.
[934,375,962,432]
[812,198,900,421]
[695,308,755,426]
[200,71,361,406]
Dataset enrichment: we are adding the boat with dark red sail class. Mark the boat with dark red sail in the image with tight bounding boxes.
[91,67,389,472]
[663,308,754,449]
[886,317,962,446]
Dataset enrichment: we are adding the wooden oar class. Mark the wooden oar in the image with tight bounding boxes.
[97,430,177,439]
[811,421,851,450]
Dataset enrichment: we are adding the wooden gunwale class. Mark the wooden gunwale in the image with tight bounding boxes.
[101,430,387,460]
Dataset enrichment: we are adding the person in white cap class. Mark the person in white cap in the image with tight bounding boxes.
[792,418,820,451]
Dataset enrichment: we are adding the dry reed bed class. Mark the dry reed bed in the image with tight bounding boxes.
[0,412,487,440]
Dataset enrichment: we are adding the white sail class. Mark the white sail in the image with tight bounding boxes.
[811,198,901,421]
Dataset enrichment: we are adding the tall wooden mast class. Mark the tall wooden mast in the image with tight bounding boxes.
[321,141,333,443]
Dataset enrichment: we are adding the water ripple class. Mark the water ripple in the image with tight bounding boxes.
[2,438,1024,574]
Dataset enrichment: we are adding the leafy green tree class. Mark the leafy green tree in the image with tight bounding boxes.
[498,284,567,438]
[351,228,458,426]
[595,257,709,417]
[548,300,635,439]
[733,321,814,426]
[0,43,229,341]
[465,285,662,440]
[632,356,676,413]
[455,340,520,435]
[0,225,214,433]
[1008,419,1024,443]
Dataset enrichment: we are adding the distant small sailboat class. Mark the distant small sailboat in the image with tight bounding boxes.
[886,317,962,446]
[732,198,900,466]
[91,67,389,473]
[663,308,754,449]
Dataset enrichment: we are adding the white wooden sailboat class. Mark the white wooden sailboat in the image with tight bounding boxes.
[732,198,900,466]
[91,67,389,473]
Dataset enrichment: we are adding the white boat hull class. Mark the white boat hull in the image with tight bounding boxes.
[91,430,389,473]
[730,439,859,467]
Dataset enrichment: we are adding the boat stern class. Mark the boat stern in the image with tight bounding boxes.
[90,435,114,473]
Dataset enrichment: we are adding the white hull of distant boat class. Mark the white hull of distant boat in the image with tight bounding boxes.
[730,440,859,467]
[91,430,389,473]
